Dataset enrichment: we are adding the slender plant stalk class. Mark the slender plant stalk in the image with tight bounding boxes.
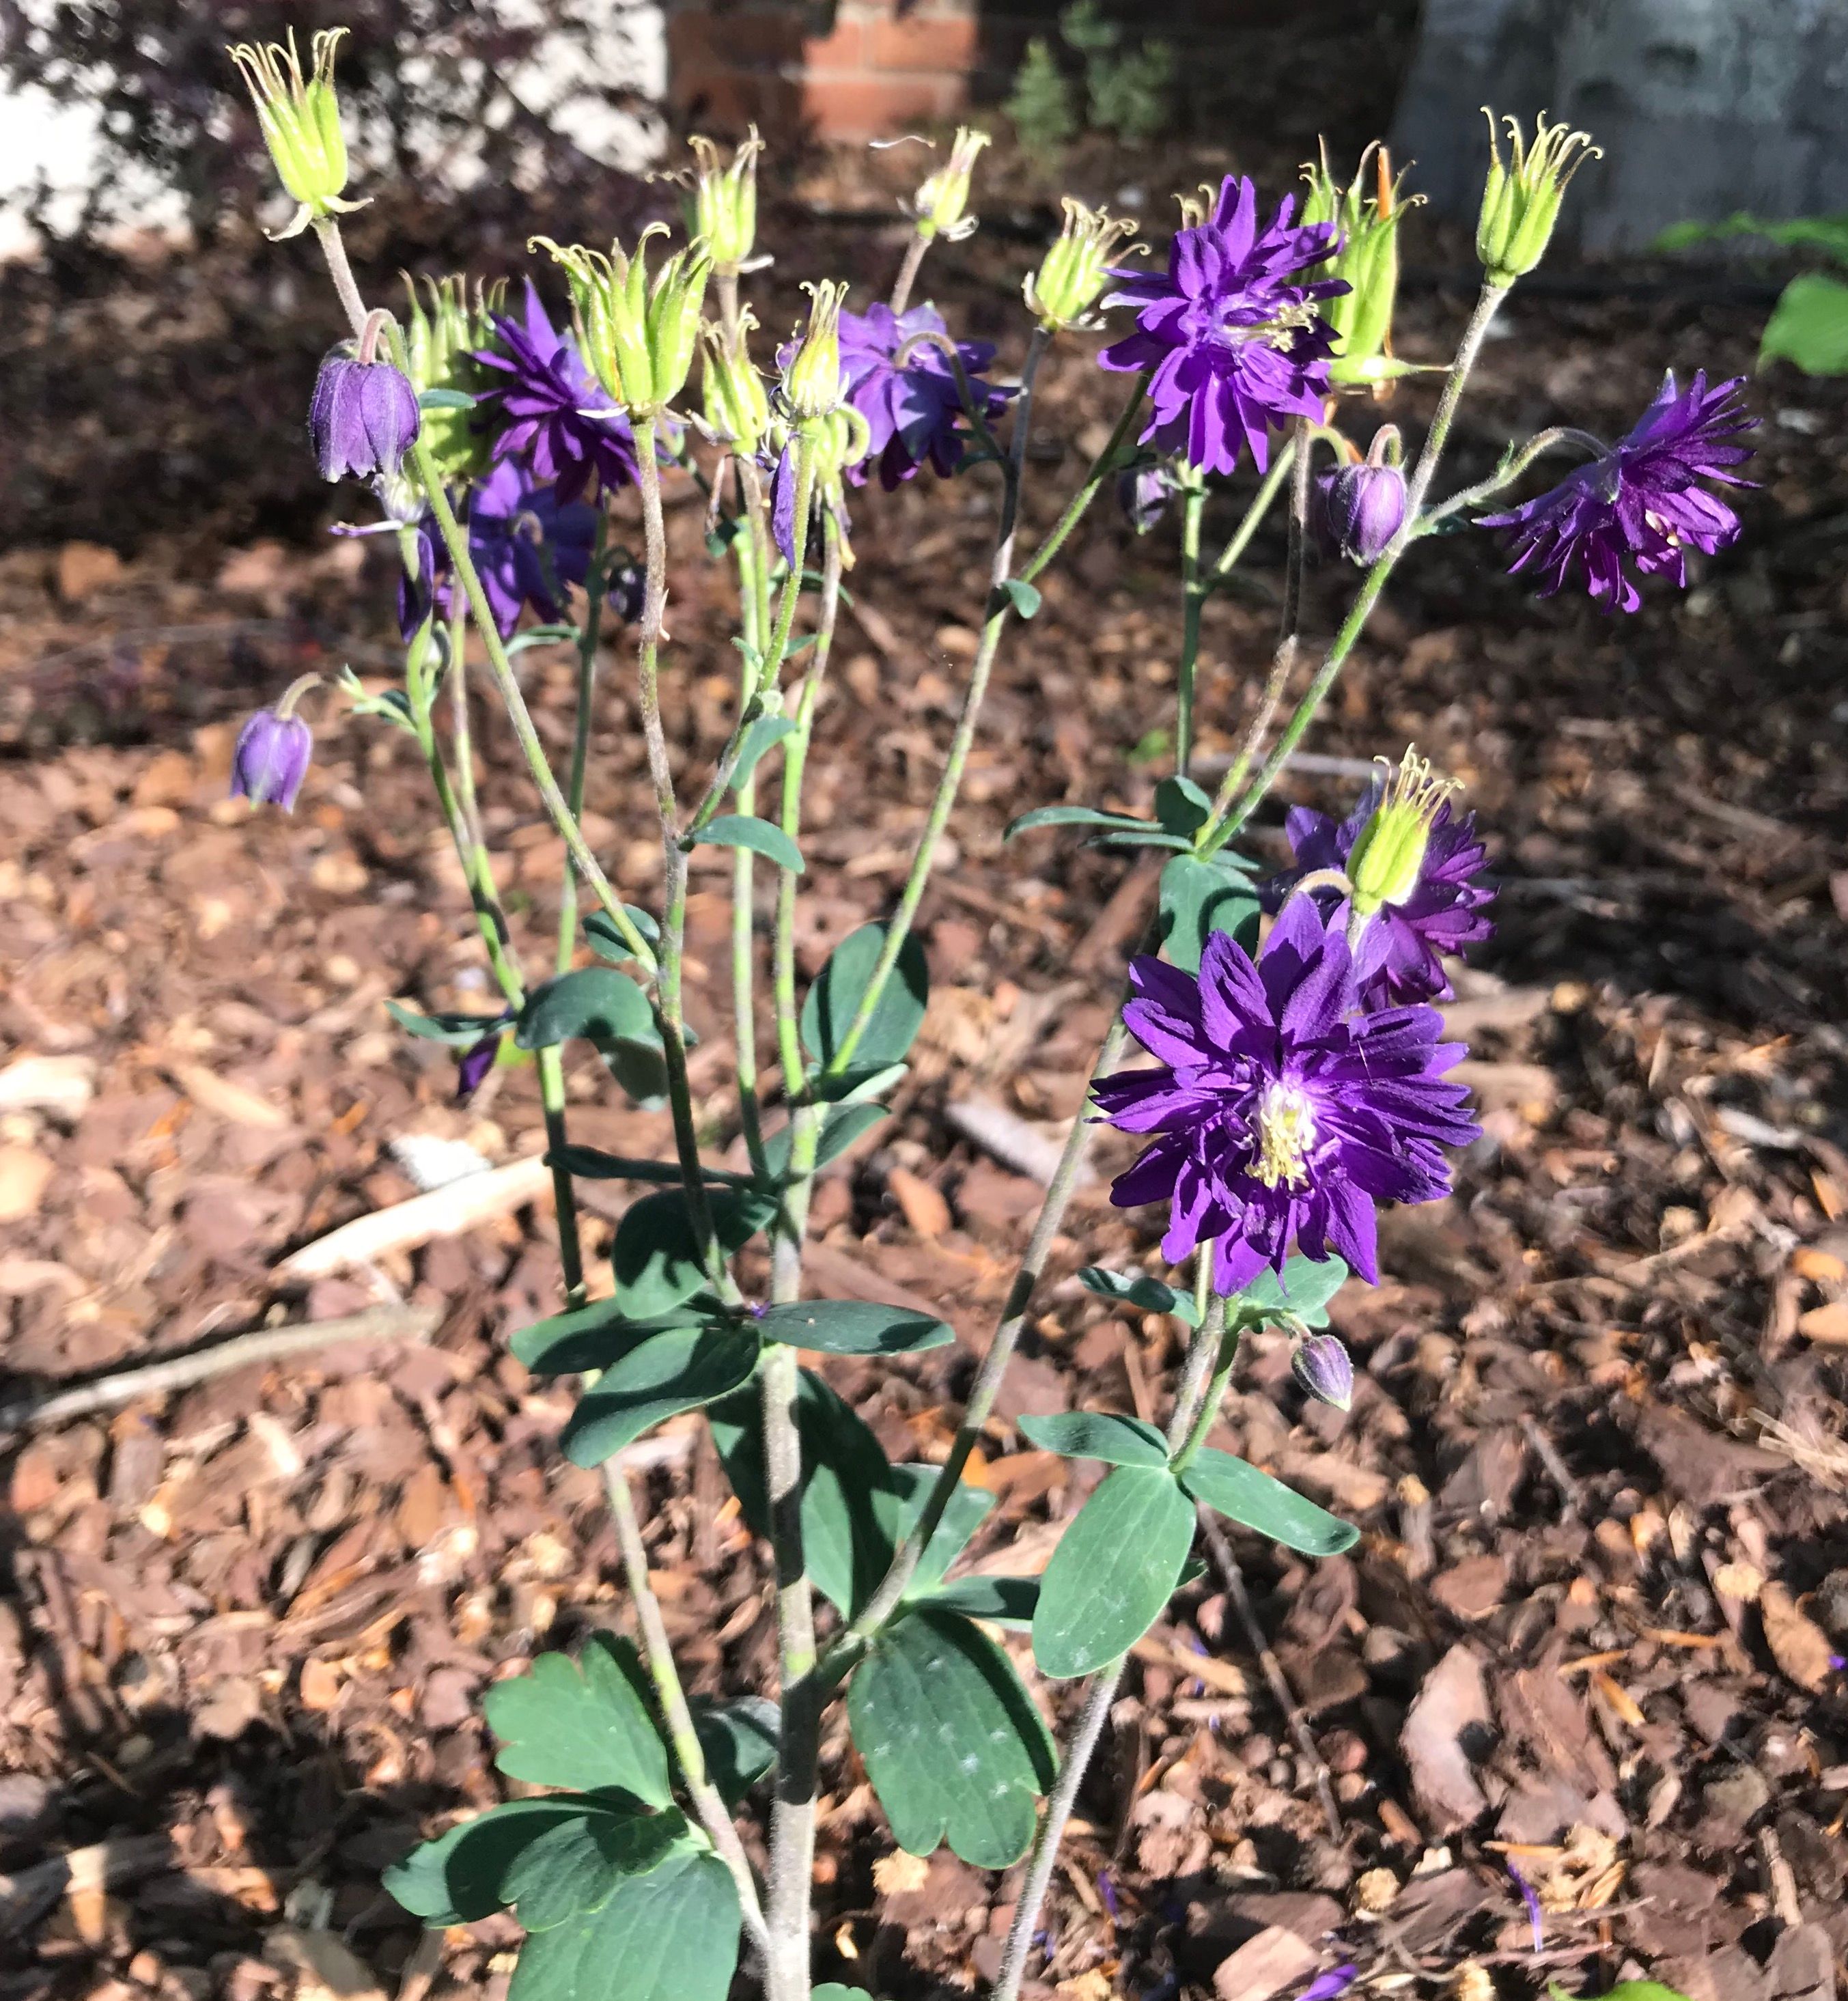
[888,232,931,316]
[1209,439,1296,587]
[602,1460,769,1953]
[759,509,845,2001]
[1204,424,1314,825]
[731,522,771,1181]
[556,511,609,976]
[1201,282,1510,854]
[1175,479,1207,776]
[992,1287,1232,2001]
[822,325,1051,1079]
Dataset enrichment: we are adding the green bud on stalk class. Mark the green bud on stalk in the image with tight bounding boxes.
[404,275,503,479]
[1024,198,1138,331]
[909,126,990,242]
[1301,141,1420,390]
[1475,111,1600,286]
[701,313,771,454]
[226,27,365,238]
[531,227,713,417]
[686,129,763,270]
[781,280,849,423]
[1347,746,1459,919]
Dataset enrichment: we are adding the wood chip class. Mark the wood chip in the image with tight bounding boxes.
[1761,1582,1834,1694]
[275,1156,555,1278]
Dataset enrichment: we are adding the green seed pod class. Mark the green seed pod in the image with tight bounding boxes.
[531,227,713,417]
[910,127,990,243]
[1024,198,1138,331]
[686,129,763,270]
[1347,746,1459,919]
[780,281,848,423]
[1475,111,1600,286]
[226,27,365,236]
[701,312,772,454]
[1300,142,1420,389]
[403,274,504,479]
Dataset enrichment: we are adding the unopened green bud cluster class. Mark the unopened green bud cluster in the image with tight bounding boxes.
[1301,143,1418,388]
[1025,199,1138,330]
[403,275,503,479]
[533,227,713,418]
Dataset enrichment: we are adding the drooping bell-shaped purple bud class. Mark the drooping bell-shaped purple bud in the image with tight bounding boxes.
[1291,1332,1354,1412]
[1314,426,1407,565]
[230,705,313,811]
[309,343,421,482]
[455,1029,503,1103]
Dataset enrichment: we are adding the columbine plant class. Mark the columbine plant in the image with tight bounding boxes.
[225,42,1755,2001]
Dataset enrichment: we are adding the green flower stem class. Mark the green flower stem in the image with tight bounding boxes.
[1417,422,1595,530]
[556,511,609,975]
[601,1458,769,1954]
[1175,479,1206,776]
[731,525,770,1184]
[759,508,844,2001]
[1208,439,1297,587]
[312,220,657,977]
[820,326,1050,1082]
[993,1285,1232,2001]
[1199,282,1510,856]
[888,230,931,317]
[1201,424,1314,830]
[1017,369,1151,588]
[632,415,728,1292]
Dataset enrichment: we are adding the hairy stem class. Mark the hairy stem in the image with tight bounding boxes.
[888,232,931,317]
[1175,479,1206,777]
[731,522,770,1182]
[602,1459,768,1953]
[993,1289,1231,2001]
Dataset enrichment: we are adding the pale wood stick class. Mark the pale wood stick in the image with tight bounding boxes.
[275,1156,555,1278]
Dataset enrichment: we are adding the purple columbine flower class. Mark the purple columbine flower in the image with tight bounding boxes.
[1298,1968,1358,2001]
[309,350,421,482]
[1093,897,1479,1294]
[456,1028,503,1103]
[836,301,1013,489]
[1479,370,1757,612]
[230,700,313,810]
[1267,776,1495,1008]
[1098,176,1347,477]
[466,460,598,637]
[1314,459,1406,565]
[1291,1333,1354,1411]
[475,281,642,504]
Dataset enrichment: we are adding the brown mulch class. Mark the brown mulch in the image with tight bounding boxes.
[4,152,1848,2001]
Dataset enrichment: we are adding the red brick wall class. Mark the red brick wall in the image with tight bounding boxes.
[668,0,980,141]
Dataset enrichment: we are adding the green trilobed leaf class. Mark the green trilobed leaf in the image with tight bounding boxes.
[1005,804,1156,839]
[1032,1464,1196,1679]
[708,1370,905,1617]
[1158,852,1261,975]
[754,1300,954,1356]
[508,1845,741,2001]
[1153,773,1212,837]
[758,1102,888,1185]
[516,966,655,1052]
[813,1989,877,2001]
[694,814,805,873]
[730,714,800,790]
[848,1610,1056,1867]
[612,1187,776,1317]
[563,1325,764,1468]
[690,1696,779,1808]
[484,1635,672,1805]
[1076,1265,1201,1324]
[385,1799,590,1926]
[1231,1253,1349,1330]
[1018,1410,1171,1468]
[386,1000,506,1046]
[800,922,929,1074]
[923,1574,1041,1628]
[501,1806,688,1932]
[512,1298,708,1377]
[1177,1447,1358,1557]
[583,906,660,964]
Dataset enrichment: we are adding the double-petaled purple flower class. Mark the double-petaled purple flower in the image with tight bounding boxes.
[475,281,641,503]
[397,461,598,641]
[1479,370,1756,612]
[837,301,1012,488]
[1269,781,1495,1007]
[1093,897,1479,1295]
[1099,176,1347,477]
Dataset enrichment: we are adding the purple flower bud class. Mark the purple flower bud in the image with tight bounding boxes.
[1313,460,1406,565]
[1291,1333,1354,1412]
[455,1030,503,1104]
[309,349,421,482]
[229,706,313,811]
[1298,1967,1358,2001]
[1118,462,1181,535]
[607,561,646,624]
